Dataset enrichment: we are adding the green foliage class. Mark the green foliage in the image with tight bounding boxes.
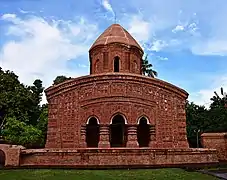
[141,54,158,77]
[0,68,44,127]
[0,67,47,147]
[186,87,227,147]
[36,104,48,147]
[2,117,43,148]
[53,75,71,85]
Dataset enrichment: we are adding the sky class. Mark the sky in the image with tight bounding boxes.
[0,0,227,107]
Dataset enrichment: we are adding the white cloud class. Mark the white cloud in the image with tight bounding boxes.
[0,14,98,103]
[102,0,115,16]
[192,40,227,56]
[189,75,227,108]
[157,56,168,61]
[1,13,17,20]
[148,40,168,52]
[18,9,32,14]
[172,25,184,33]
[121,1,227,56]
[128,15,150,42]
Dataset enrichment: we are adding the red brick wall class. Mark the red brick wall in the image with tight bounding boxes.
[89,44,143,75]
[201,133,227,161]
[20,148,218,167]
[45,73,189,149]
[0,144,24,166]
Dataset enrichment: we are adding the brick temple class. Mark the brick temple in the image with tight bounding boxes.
[45,24,189,149]
[0,24,220,168]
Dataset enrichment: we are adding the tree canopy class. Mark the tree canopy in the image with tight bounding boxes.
[141,55,158,78]
[186,87,227,147]
[0,67,48,148]
[53,75,71,85]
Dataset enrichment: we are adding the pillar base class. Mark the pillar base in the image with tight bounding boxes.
[80,142,87,148]
[126,141,138,148]
[98,141,110,148]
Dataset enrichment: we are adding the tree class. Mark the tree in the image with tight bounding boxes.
[0,68,45,129]
[0,67,46,147]
[141,54,158,78]
[210,87,227,109]
[186,87,227,148]
[27,79,45,125]
[36,104,48,147]
[186,101,208,147]
[2,117,43,148]
[208,87,227,132]
[53,75,71,85]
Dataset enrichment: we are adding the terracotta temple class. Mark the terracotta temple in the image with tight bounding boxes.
[45,24,189,149]
[0,24,221,168]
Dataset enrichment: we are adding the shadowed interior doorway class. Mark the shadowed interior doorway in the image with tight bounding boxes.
[137,117,150,147]
[110,114,127,147]
[86,117,100,147]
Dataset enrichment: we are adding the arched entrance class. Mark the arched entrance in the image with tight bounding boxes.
[0,150,5,168]
[86,117,100,147]
[110,114,127,147]
[137,117,150,147]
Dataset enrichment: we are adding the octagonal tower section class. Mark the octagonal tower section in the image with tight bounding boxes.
[89,24,144,75]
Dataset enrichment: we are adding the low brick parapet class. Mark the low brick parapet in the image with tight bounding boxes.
[19,148,218,168]
[0,144,25,166]
[201,133,227,161]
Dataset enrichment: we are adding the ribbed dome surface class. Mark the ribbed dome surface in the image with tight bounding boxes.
[90,24,143,51]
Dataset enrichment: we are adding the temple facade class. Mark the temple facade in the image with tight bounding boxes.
[45,24,189,149]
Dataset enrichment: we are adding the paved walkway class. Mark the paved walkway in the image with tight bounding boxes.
[199,169,227,180]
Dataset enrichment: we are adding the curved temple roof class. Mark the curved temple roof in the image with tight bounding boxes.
[90,24,143,51]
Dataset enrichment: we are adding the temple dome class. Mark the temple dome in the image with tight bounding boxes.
[90,24,143,51]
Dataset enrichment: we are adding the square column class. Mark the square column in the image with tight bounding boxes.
[149,125,156,147]
[126,125,139,147]
[80,126,87,148]
[98,125,110,148]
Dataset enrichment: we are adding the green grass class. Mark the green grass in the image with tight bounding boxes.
[0,168,218,180]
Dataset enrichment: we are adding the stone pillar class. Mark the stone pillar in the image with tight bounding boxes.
[149,125,156,147]
[80,126,87,148]
[98,125,110,148]
[126,125,138,147]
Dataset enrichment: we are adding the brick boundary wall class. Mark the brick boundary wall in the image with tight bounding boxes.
[19,148,218,168]
[0,145,220,168]
[0,144,25,166]
[201,133,227,161]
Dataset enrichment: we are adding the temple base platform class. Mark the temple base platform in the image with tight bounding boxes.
[14,148,219,168]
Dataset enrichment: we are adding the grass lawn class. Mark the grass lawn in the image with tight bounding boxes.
[0,168,218,180]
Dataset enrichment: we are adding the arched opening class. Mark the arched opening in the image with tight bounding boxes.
[114,56,120,72]
[137,117,150,147]
[110,114,127,147]
[0,150,5,168]
[86,117,100,147]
